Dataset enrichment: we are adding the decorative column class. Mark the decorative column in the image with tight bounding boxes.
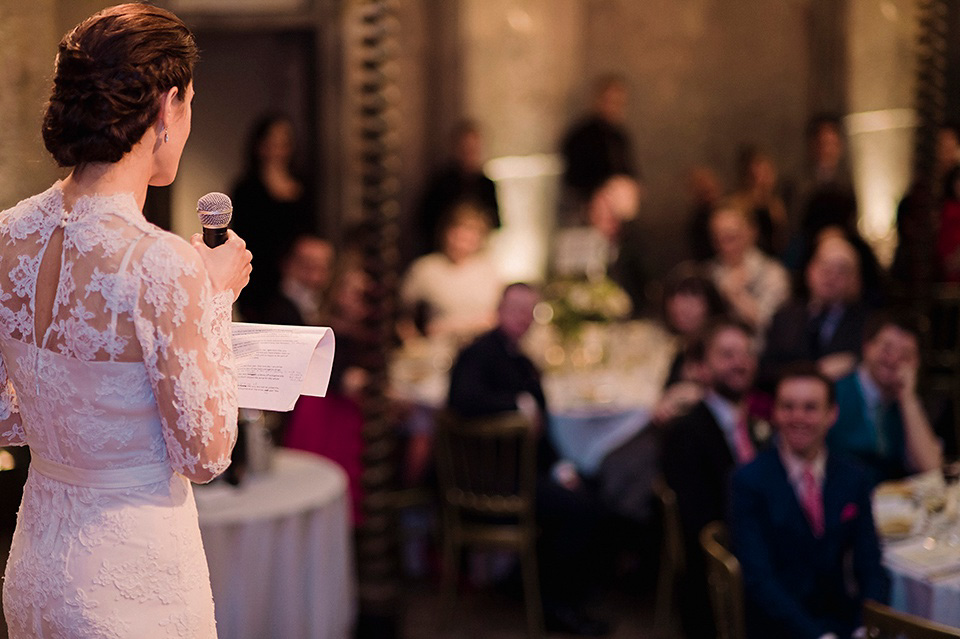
[898,0,949,288]
[913,0,949,187]
[347,0,403,636]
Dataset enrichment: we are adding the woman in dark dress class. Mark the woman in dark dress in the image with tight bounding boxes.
[232,114,314,321]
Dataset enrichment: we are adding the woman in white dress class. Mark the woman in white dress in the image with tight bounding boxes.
[0,4,252,637]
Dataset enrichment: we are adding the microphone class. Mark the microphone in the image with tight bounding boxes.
[197,192,233,248]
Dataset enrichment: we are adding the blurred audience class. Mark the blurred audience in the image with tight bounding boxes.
[793,114,855,213]
[730,145,788,255]
[261,234,334,327]
[827,313,942,485]
[553,173,647,314]
[892,124,960,285]
[706,202,790,332]
[447,283,610,636]
[686,166,724,261]
[937,164,960,281]
[760,232,867,389]
[652,264,726,424]
[661,317,772,639]
[731,365,889,639]
[400,202,503,342]
[232,114,314,321]
[559,74,640,227]
[415,119,500,259]
[285,254,374,525]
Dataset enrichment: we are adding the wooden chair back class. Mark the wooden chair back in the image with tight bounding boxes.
[863,600,960,638]
[435,410,543,638]
[653,476,684,630]
[435,410,538,524]
[700,521,746,639]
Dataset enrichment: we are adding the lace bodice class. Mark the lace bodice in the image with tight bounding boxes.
[0,183,237,481]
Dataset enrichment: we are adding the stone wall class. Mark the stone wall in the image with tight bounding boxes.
[581,0,813,274]
[0,1,115,210]
[2,0,853,281]
[0,0,60,209]
[453,0,815,280]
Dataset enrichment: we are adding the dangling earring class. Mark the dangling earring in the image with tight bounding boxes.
[163,127,169,144]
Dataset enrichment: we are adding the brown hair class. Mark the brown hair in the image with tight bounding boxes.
[42,3,198,167]
[775,362,836,405]
[863,310,922,345]
[698,315,755,353]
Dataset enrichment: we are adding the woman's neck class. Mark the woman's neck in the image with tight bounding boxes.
[61,149,152,211]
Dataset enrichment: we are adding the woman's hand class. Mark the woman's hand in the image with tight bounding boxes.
[191,230,252,301]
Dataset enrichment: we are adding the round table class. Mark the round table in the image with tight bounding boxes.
[389,320,673,475]
[195,448,355,639]
[876,472,960,628]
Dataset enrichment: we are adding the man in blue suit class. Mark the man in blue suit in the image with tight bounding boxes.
[730,364,889,639]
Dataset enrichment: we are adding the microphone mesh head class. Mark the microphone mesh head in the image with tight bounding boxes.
[197,192,233,229]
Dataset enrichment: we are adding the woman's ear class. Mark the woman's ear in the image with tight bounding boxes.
[156,86,182,134]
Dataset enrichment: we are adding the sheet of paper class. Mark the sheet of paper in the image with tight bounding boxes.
[231,323,336,412]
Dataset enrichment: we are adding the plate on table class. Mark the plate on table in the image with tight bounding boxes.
[874,492,922,541]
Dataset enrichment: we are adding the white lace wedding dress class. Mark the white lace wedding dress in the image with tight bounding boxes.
[0,183,238,638]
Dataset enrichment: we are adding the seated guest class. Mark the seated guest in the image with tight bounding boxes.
[553,174,647,312]
[686,165,724,262]
[828,313,942,485]
[285,260,372,525]
[414,119,500,259]
[731,365,889,639]
[261,234,334,326]
[661,317,772,639]
[400,202,503,342]
[448,283,609,636]
[760,232,867,389]
[652,263,726,423]
[729,144,788,256]
[706,202,790,332]
[795,225,888,310]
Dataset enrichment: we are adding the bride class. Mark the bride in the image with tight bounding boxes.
[0,4,251,637]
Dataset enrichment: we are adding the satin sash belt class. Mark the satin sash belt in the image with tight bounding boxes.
[31,455,173,489]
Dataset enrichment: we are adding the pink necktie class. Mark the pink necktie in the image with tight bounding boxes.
[801,467,825,537]
[733,414,756,464]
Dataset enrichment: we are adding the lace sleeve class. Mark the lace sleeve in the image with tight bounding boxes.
[133,235,238,483]
[0,357,24,446]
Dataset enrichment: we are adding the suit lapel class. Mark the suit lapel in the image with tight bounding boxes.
[821,455,849,534]
[700,402,735,468]
[771,451,820,540]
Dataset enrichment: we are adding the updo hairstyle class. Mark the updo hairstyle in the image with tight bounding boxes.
[42,3,198,167]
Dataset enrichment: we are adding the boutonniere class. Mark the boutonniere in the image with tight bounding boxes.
[841,503,859,522]
[753,418,772,444]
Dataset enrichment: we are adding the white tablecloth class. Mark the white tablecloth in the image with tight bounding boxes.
[195,449,355,639]
[389,321,672,476]
[887,560,960,628]
[876,472,960,628]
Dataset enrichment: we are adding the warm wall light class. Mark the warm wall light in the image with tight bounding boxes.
[844,108,916,265]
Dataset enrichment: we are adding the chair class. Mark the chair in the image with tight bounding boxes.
[700,521,746,639]
[434,410,543,639]
[863,600,960,638]
[652,476,684,632]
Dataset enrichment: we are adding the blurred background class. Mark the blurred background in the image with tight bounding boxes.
[4,0,959,279]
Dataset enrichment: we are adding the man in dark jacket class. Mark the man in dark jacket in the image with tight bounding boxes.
[661,317,771,639]
[731,365,889,639]
[448,283,609,636]
[760,232,868,390]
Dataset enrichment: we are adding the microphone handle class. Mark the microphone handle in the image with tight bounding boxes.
[203,227,228,248]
